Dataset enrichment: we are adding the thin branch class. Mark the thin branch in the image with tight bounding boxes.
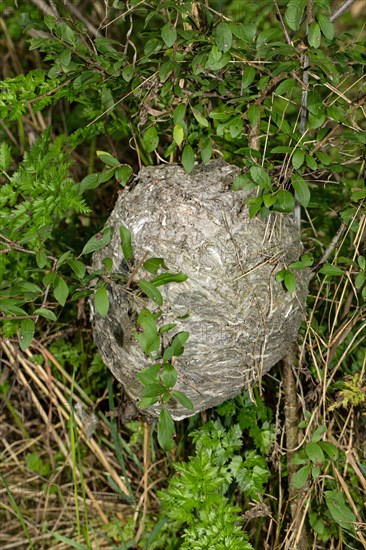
[330,0,357,22]
[274,0,293,46]
[310,222,347,279]
[63,2,101,38]
[282,346,309,550]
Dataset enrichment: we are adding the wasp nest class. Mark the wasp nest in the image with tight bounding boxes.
[92,161,308,420]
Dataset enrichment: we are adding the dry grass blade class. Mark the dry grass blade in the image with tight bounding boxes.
[0,339,134,548]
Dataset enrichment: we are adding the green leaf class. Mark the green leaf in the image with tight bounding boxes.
[26,452,50,476]
[144,38,162,57]
[233,174,254,191]
[142,126,159,153]
[305,442,325,464]
[36,251,48,269]
[102,258,116,272]
[139,396,160,409]
[284,271,296,293]
[161,363,177,389]
[98,169,116,184]
[319,441,339,461]
[241,66,256,89]
[143,257,168,274]
[159,323,177,334]
[207,44,222,65]
[172,390,194,410]
[356,271,365,289]
[263,193,276,208]
[292,150,305,170]
[173,123,184,146]
[358,255,366,271]
[79,173,102,193]
[138,279,163,306]
[18,283,42,295]
[291,464,310,489]
[318,15,334,41]
[134,309,160,357]
[53,276,69,306]
[1,302,27,316]
[57,48,71,67]
[18,318,35,351]
[141,383,163,400]
[161,23,177,48]
[68,259,86,279]
[247,104,259,127]
[230,22,256,43]
[81,227,112,255]
[308,22,321,49]
[119,225,133,263]
[247,197,262,218]
[319,264,344,276]
[201,138,212,164]
[229,116,243,138]
[351,188,366,201]
[306,154,318,170]
[56,251,72,268]
[325,491,356,530]
[122,64,134,82]
[289,253,314,270]
[138,363,161,385]
[182,144,195,173]
[173,104,186,124]
[274,189,295,212]
[159,60,175,82]
[150,272,188,286]
[250,165,271,190]
[163,331,190,361]
[94,285,109,318]
[57,22,76,45]
[34,308,57,321]
[285,0,306,31]
[158,408,175,451]
[291,174,310,207]
[96,150,120,167]
[44,15,56,32]
[0,142,11,171]
[275,78,297,96]
[191,106,209,127]
[215,22,232,52]
[271,146,294,154]
[311,425,327,443]
[115,165,132,186]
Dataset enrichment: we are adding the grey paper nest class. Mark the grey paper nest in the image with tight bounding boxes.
[92,161,308,420]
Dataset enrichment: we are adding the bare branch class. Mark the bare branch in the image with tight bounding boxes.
[330,0,357,22]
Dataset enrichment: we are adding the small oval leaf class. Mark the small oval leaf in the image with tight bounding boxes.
[182,144,195,173]
[34,308,57,321]
[158,408,175,451]
[292,174,310,207]
[94,285,109,318]
[18,318,35,351]
[138,279,163,306]
[53,276,69,306]
[81,227,112,255]
[119,225,133,263]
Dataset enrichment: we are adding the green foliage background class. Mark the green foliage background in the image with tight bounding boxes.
[0,0,365,548]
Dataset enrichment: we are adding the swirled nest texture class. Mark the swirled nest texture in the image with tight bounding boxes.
[92,161,308,420]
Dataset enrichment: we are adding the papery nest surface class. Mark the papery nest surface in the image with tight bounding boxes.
[92,161,308,420]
